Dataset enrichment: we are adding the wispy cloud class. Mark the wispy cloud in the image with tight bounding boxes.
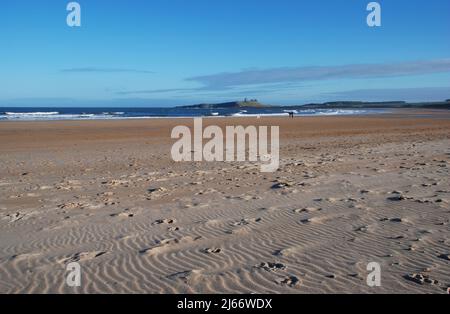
[61,67,154,74]
[112,59,450,100]
[186,59,450,89]
[116,87,198,95]
[116,82,304,96]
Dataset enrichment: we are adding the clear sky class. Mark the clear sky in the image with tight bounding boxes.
[1,0,450,107]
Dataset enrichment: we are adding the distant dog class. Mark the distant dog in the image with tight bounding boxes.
[288,112,294,118]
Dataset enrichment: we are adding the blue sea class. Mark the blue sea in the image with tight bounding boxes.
[0,107,385,121]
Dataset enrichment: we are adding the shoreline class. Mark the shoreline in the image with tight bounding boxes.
[0,108,448,123]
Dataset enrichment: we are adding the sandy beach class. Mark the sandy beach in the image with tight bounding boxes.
[0,111,449,294]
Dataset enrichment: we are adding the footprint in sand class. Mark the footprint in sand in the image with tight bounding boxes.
[300,216,325,224]
[388,235,405,240]
[167,270,203,283]
[203,248,222,254]
[438,254,450,261]
[293,207,321,213]
[355,225,370,232]
[273,247,304,257]
[256,262,286,272]
[139,239,178,255]
[387,193,409,201]
[381,217,407,223]
[102,179,130,187]
[153,218,175,225]
[232,218,262,226]
[146,186,167,197]
[139,236,201,255]
[3,212,26,222]
[110,212,135,218]
[60,251,107,263]
[98,191,115,197]
[258,206,281,212]
[58,202,86,210]
[276,275,300,287]
[271,181,295,189]
[404,273,439,285]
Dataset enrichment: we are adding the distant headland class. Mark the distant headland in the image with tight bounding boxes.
[178,99,450,110]
[177,99,266,109]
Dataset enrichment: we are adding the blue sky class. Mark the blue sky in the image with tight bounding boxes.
[1,0,449,107]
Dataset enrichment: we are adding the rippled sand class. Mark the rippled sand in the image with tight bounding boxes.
[0,112,449,293]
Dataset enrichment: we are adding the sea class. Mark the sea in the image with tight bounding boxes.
[0,107,385,121]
